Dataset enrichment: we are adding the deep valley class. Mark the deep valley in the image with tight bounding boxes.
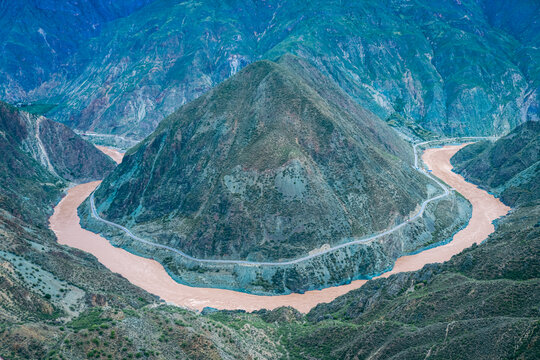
[0,1,538,359]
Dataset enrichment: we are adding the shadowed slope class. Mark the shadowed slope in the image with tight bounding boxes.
[451,121,540,207]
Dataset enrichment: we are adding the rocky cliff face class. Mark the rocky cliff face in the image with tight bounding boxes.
[0,102,116,184]
[451,121,540,207]
[8,0,535,139]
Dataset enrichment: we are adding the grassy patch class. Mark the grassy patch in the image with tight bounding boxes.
[68,308,112,331]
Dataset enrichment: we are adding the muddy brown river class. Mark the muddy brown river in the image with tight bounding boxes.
[49,144,510,312]
[95,145,124,164]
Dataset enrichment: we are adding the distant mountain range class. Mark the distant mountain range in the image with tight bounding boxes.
[2,0,539,139]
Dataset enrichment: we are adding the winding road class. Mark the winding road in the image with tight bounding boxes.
[88,137,495,266]
[90,137,494,266]
[50,141,510,312]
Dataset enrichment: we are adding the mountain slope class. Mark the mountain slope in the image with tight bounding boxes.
[0,102,116,183]
[0,0,154,103]
[0,100,156,341]
[90,56,430,261]
[35,0,539,138]
[0,104,62,229]
[451,121,540,207]
[0,101,117,227]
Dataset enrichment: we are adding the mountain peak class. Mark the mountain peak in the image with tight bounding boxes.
[91,58,429,267]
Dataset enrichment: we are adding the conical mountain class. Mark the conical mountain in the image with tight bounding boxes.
[91,55,430,261]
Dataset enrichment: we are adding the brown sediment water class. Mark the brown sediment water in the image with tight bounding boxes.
[378,144,510,278]
[49,145,510,313]
[95,145,124,164]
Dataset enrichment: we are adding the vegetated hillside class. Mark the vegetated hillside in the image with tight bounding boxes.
[35,0,539,138]
[90,55,430,261]
[0,102,116,183]
[451,121,540,207]
[0,105,63,229]
[0,0,154,103]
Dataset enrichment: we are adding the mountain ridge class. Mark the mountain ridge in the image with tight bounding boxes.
[2,0,538,139]
[0,0,154,102]
[0,101,116,184]
[451,121,540,207]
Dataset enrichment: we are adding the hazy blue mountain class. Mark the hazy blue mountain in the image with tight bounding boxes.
[0,0,154,103]
[8,0,535,139]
